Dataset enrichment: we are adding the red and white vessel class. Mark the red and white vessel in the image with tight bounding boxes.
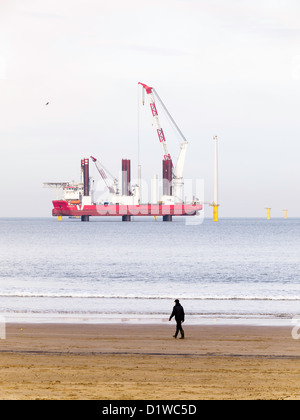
[51,156,202,221]
[52,200,202,219]
[46,83,203,221]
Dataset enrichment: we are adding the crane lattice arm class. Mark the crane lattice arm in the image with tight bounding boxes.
[90,156,119,194]
[139,82,189,203]
[138,82,172,162]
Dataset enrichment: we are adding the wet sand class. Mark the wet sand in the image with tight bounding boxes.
[0,323,300,400]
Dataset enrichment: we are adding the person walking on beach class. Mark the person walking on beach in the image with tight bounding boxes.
[169,299,185,339]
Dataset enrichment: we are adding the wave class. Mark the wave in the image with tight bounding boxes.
[0,308,293,318]
[1,292,300,301]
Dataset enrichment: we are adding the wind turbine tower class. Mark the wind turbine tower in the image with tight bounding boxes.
[212,135,219,222]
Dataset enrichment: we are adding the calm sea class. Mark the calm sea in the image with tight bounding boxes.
[0,217,299,325]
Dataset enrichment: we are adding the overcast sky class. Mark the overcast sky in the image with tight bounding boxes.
[0,0,300,218]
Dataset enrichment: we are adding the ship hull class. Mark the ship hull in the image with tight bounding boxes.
[52,200,202,217]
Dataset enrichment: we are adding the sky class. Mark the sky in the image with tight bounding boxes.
[0,0,300,218]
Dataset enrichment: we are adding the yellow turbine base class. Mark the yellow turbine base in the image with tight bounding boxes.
[213,205,219,222]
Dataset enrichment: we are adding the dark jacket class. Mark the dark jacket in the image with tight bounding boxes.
[169,302,185,322]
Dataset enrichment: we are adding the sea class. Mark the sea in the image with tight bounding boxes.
[0,217,299,326]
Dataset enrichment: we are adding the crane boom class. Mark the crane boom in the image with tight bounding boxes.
[151,87,187,143]
[139,82,189,203]
[90,156,119,194]
[138,82,172,162]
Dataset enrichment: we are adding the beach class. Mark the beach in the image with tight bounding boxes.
[0,323,300,400]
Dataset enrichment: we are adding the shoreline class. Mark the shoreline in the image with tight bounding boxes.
[2,312,297,327]
[1,322,300,399]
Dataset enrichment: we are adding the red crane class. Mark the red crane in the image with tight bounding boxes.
[139,82,189,202]
[90,156,119,194]
[138,82,172,163]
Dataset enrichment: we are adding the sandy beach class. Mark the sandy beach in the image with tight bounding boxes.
[0,322,299,400]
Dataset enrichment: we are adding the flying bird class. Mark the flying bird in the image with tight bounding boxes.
[45,102,49,105]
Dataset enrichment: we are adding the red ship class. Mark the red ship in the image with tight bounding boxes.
[49,156,202,221]
[45,83,203,222]
[52,200,202,220]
